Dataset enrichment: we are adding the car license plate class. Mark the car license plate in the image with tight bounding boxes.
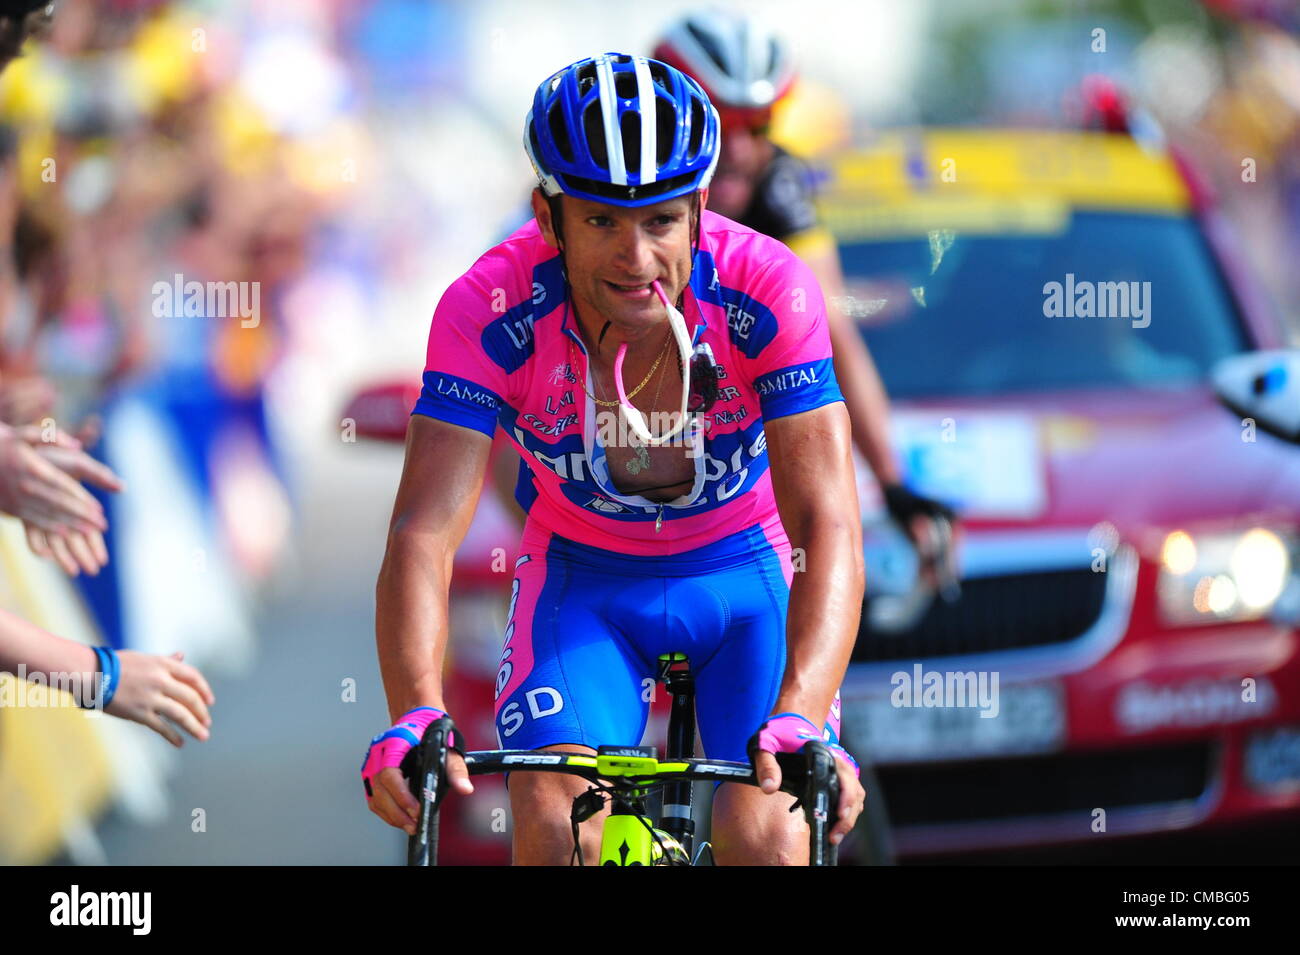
[890,412,1047,519]
[843,681,1066,764]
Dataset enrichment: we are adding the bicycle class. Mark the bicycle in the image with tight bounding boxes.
[401,652,842,866]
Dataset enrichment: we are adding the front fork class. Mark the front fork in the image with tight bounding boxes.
[598,799,690,866]
[599,802,657,866]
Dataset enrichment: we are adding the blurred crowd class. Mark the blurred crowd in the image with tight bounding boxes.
[0,0,509,863]
[0,0,354,863]
[0,0,321,597]
[0,0,406,661]
[1180,3,1300,316]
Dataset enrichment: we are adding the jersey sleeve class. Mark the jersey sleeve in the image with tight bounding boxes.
[411,274,509,437]
[743,249,844,422]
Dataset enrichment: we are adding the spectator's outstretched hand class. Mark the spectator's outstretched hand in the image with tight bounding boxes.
[0,422,124,574]
[107,650,215,747]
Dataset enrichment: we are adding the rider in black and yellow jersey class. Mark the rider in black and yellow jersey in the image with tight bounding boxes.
[653,10,956,562]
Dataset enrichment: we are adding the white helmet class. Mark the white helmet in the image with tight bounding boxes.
[653,9,795,110]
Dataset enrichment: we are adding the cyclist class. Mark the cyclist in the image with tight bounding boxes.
[653,11,956,563]
[364,53,865,865]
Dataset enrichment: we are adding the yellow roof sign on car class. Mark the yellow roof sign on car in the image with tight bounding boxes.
[820,129,1190,241]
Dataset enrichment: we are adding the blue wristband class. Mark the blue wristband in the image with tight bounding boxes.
[88,646,121,709]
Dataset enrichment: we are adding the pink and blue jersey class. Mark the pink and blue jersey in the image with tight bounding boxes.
[413,210,845,760]
[413,210,843,556]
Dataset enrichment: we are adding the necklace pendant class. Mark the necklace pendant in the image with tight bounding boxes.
[655,505,664,534]
[626,444,650,475]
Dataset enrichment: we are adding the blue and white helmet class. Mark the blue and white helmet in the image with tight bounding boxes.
[524,52,721,207]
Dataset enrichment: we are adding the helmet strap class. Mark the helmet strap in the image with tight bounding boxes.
[546,192,566,248]
[546,192,570,288]
[683,190,702,311]
[691,190,702,251]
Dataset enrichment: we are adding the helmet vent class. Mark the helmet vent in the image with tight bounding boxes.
[619,110,640,179]
[582,101,607,167]
[528,121,545,165]
[547,104,574,164]
[686,22,728,73]
[614,70,637,101]
[686,99,704,162]
[648,60,672,91]
[575,61,598,95]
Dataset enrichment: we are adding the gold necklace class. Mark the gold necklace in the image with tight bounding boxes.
[575,328,673,408]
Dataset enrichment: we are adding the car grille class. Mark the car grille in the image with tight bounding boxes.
[853,566,1110,662]
[880,741,1213,827]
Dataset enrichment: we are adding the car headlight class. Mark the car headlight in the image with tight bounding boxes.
[1158,527,1293,625]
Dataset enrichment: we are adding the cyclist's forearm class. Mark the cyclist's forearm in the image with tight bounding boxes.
[0,607,97,679]
[775,516,864,721]
[374,529,455,721]
[765,405,864,722]
[803,244,901,486]
[827,310,900,485]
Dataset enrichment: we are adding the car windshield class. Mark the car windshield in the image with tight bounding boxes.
[836,211,1249,400]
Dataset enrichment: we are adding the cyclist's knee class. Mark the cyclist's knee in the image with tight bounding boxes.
[507,746,603,865]
[710,783,809,865]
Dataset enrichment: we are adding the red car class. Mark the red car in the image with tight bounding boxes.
[826,124,1300,858]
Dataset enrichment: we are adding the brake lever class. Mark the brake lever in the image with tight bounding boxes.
[402,716,456,866]
[772,745,840,866]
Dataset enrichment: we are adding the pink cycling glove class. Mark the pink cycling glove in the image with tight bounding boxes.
[750,712,860,777]
[361,706,457,801]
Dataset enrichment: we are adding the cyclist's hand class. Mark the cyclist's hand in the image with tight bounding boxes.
[367,751,472,836]
[883,484,953,548]
[748,713,867,845]
[882,483,960,597]
[105,650,215,746]
[362,707,473,835]
[827,747,866,846]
